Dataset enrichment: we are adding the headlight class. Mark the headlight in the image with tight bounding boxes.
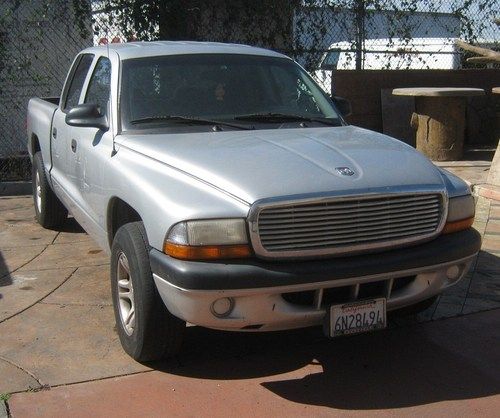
[164,219,252,260]
[442,195,475,234]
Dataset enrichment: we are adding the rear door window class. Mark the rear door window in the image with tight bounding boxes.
[63,54,94,111]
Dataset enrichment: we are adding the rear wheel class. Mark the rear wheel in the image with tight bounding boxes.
[110,221,185,362]
[32,152,67,229]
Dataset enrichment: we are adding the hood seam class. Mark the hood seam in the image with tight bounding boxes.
[118,143,251,207]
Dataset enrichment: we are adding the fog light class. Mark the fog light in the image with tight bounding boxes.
[446,265,461,281]
[211,297,234,318]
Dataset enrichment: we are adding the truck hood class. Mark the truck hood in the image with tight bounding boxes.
[119,126,445,204]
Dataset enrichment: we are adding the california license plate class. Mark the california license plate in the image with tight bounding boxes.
[327,298,387,337]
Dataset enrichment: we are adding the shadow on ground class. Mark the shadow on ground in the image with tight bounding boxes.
[463,148,495,162]
[0,250,11,294]
[150,311,499,410]
[52,217,85,234]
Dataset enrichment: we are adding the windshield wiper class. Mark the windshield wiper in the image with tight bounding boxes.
[129,115,254,130]
[234,113,341,126]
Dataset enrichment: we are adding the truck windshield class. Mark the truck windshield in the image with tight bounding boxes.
[120,54,341,131]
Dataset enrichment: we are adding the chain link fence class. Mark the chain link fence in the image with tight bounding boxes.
[1,0,498,181]
[0,1,90,181]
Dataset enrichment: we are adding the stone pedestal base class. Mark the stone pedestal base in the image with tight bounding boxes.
[393,87,484,162]
[410,97,466,161]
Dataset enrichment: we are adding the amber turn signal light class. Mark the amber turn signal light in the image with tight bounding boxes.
[442,217,474,234]
[164,242,252,260]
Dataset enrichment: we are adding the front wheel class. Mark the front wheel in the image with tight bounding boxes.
[110,221,185,362]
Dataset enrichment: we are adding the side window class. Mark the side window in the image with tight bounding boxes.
[63,54,94,111]
[270,66,322,115]
[84,57,111,113]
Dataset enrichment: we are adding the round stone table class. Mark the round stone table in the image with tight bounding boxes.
[393,87,485,161]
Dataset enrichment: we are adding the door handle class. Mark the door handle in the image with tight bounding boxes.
[52,127,57,138]
[71,139,77,153]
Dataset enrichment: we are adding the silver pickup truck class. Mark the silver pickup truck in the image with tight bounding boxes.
[27,41,480,361]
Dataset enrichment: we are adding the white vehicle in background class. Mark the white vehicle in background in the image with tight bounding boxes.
[314,37,460,94]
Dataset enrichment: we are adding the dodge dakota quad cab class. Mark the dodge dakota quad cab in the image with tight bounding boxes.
[27,41,481,361]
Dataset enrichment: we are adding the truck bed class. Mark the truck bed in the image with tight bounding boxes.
[26,97,60,168]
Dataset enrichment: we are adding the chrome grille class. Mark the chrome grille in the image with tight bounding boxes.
[253,193,444,258]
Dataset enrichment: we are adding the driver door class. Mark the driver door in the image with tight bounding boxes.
[70,56,113,235]
[50,53,94,208]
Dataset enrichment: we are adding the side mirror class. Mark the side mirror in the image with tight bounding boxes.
[65,103,109,131]
[332,96,352,117]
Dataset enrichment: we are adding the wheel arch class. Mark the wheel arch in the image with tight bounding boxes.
[107,197,144,248]
[30,133,41,157]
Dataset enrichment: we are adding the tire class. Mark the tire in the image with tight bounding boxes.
[32,152,68,229]
[110,221,185,362]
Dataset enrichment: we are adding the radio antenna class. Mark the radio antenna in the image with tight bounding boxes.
[106,32,117,156]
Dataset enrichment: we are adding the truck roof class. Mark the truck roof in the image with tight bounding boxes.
[81,41,289,61]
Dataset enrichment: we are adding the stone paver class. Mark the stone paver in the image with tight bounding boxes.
[482,237,500,254]
[0,197,59,249]
[0,246,47,278]
[17,240,108,272]
[0,267,75,322]
[0,400,7,418]
[42,265,111,307]
[0,224,57,248]
[437,163,490,186]
[0,197,36,221]
[486,221,500,234]
[0,359,40,394]
[476,251,500,276]
[0,303,148,389]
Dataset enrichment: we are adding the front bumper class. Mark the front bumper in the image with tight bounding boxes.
[150,228,481,331]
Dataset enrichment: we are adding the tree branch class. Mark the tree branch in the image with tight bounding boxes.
[466,57,500,64]
[455,40,500,64]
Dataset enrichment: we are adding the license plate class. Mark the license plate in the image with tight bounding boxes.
[326,298,387,337]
